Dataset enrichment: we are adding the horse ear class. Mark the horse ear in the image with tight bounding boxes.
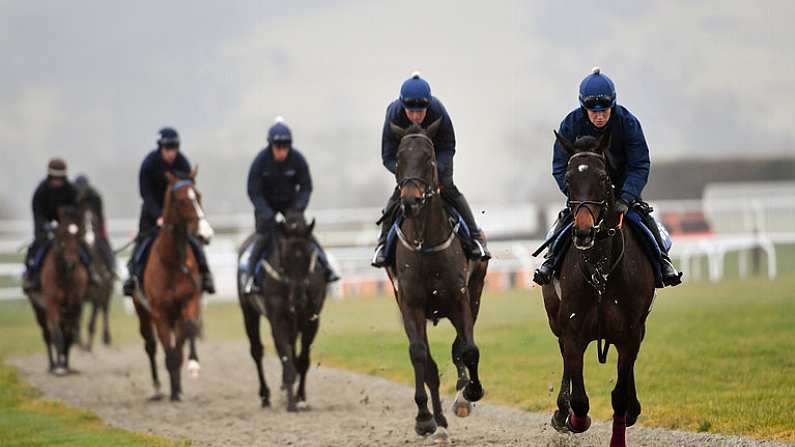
[425,118,442,140]
[554,130,576,156]
[190,165,198,179]
[596,132,612,155]
[306,218,315,235]
[390,122,406,140]
[165,171,177,183]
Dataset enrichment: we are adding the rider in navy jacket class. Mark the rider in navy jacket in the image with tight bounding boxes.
[534,67,681,287]
[371,73,490,267]
[122,127,215,296]
[23,158,96,293]
[241,118,338,294]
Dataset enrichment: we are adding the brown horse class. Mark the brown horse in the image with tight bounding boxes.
[28,206,89,375]
[542,132,655,447]
[133,168,213,401]
[77,196,115,350]
[386,121,489,439]
[236,211,327,411]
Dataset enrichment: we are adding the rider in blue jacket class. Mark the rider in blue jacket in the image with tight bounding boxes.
[241,118,338,294]
[534,67,682,287]
[122,127,215,296]
[371,72,490,267]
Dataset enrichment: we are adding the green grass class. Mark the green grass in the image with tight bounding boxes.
[0,300,187,447]
[1,275,793,443]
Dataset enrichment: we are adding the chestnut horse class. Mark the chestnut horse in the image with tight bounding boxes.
[28,206,89,375]
[133,168,214,401]
[386,121,489,440]
[78,196,115,350]
[542,132,655,447]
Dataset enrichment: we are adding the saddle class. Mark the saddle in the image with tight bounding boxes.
[544,209,670,288]
[381,204,476,265]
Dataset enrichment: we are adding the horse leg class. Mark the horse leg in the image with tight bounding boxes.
[450,292,484,403]
[153,317,181,402]
[46,303,67,375]
[85,300,99,351]
[134,303,161,399]
[182,295,201,380]
[626,361,642,427]
[32,304,55,371]
[242,304,270,407]
[269,318,298,412]
[295,320,319,407]
[451,335,472,417]
[422,334,448,433]
[401,305,435,436]
[610,340,641,447]
[563,337,591,433]
[551,338,573,432]
[101,292,112,346]
[170,320,187,401]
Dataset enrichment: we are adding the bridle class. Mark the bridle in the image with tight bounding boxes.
[396,133,438,208]
[565,151,619,249]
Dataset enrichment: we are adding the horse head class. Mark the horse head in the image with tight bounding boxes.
[555,130,615,250]
[55,206,83,275]
[164,167,214,243]
[391,118,442,217]
[277,211,317,311]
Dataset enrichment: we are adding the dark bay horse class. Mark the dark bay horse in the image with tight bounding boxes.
[28,206,89,375]
[78,196,115,350]
[386,120,489,439]
[237,211,327,411]
[542,132,655,447]
[133,168,213,401]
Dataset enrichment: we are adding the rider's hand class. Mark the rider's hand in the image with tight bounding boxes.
[615,198,629,215]
[156,216,164,226]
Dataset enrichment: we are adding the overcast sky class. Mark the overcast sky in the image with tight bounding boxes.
[1,0,793,219]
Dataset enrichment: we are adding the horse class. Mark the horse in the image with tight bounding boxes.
[236,211,327,411]
[132,168,213,401]
[384,120,489,439]
[27,206,89,375]
[77,192,115,350]
[541,132,656,447]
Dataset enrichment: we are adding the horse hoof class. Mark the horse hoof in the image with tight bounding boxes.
[463,382,484,402]
[550,409,572,433]
[415,417,437,436]
[296,401,309,411]
[431,426,449,444]
[149,392,164,401]
[566,411,591,433]
[452,390,472,418]
[187,360,200,379]
[261,398,271,408]
[52,366,68,377]
[170,394,182,402]
[287,403,298,412]
[103,335,112,346]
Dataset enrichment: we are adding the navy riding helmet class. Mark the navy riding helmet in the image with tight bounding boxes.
[579,67,616,111]
[157,127,180,148]
[268,117,292,147]
[400,71,432,111]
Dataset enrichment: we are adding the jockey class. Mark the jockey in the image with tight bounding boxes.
[74,174,116,274]
[22,158,97,293]
[122,127,215,296]
[533,67,682,287]
[241,117,339,294]
[371,72,490,267]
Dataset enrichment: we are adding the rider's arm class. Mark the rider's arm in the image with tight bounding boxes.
[620,116,651,203]
[174,152,192,174]
[381,105,399,175]
[294,153,313,212]
[139,157,163,220]
[434,102,456,178]
[31,182,49,235]
[246,151,274,221]
[552,118,574,196]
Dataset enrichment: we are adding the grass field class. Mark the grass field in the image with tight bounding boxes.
[1,272,793,444]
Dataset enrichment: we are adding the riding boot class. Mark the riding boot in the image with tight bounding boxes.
[372,190,400,268]
[188,236,215,294]
[310,236,339,283]
[636,204,683,287]
[79,243,100,285]
[244,233,270,295]
[448,193,491,260]
[533,209,572,286]
[122,239,141,297]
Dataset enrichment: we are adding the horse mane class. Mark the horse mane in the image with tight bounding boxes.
[573,135,599,152]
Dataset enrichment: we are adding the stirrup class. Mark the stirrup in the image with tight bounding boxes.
[371,243,388,268]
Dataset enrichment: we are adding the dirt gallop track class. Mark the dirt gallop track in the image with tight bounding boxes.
[11,342,789,447]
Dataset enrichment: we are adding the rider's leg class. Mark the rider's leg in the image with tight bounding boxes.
[187,235,215,294]
[123,217,154,296]
[533,208,573,285]
[633,202,682,286]
[309,235,339,282]
[78,242,100,284]
[371,188,400,268]
[22,238,46,293]
[246,216,276,294]
[440,176,491,260]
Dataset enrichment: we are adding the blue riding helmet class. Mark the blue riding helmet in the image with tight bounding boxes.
[157,127,180,148]
[400,72,432,111]
[74,174,89,187]
[578,67,616,111]
[267,117,292,146]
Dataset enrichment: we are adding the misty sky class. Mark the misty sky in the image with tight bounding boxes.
[1,0,793,219]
